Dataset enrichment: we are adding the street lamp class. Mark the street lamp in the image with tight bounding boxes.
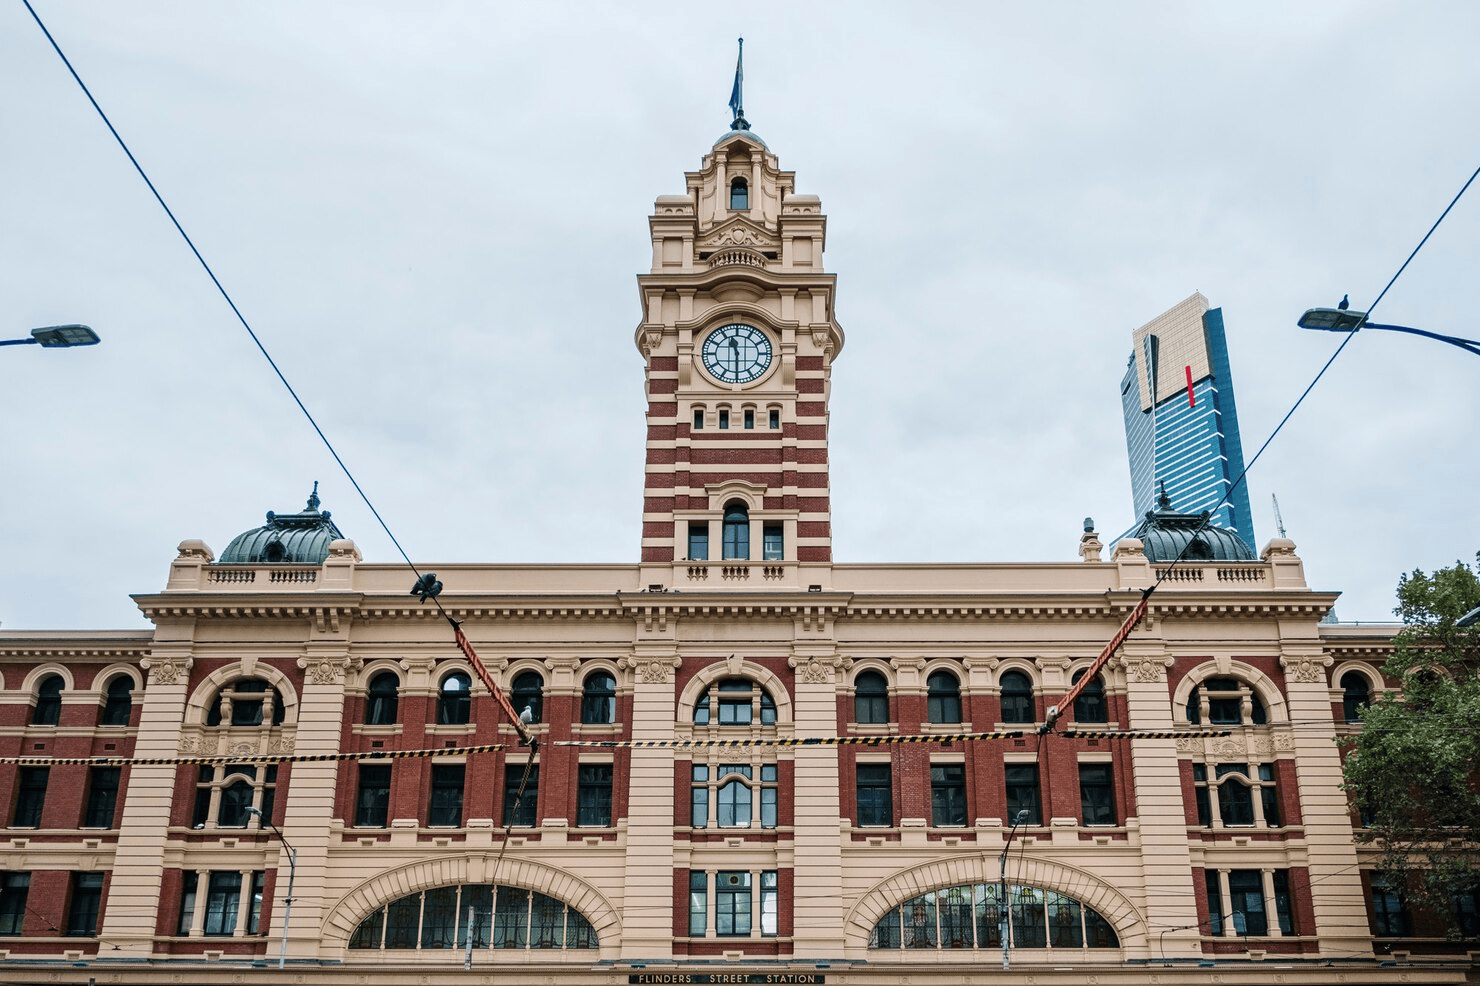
[244,806,296,969]
[1298,307,1480,357]
[0,324,100,348]
[995,809,1032,971]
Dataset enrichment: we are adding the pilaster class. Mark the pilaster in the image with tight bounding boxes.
[787,648,845,958]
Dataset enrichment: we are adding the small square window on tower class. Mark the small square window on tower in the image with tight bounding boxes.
[693,409,704,430]
[743,409,755,429]
[718,409,730,430]
[768,408,780,429]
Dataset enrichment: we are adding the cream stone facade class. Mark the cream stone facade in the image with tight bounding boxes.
[0,127,1472,986]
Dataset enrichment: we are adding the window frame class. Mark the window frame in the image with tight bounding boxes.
[437,672,473,726]
[355,763,392,828]
[0,873,29,935]
[1078,762,1116,826]
[428,763,466,827]
[999,670,1035,724]
[854,670,890,725]
[66,872,104,936]
[510,670,544,724]
[32,674,63,726]
[721,501,749,560]
[13,767,48,828]
[503,762,539,827]
[1071,669,1108,724]
[1004,763,1042,826]
[931,763,967,827]
[365,671,400,726]
[576,763,613,827]
[100,675,134,726]
[926,670,962,724]
[83,766,121,829]
[856,762,893,827]
[580,671,617,725]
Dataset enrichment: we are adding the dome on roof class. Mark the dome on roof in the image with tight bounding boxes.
[713,127,767,149]
[1118,486,1255,564]
[217,483,345,565]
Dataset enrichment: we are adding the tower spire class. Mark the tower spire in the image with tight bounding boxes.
[728,37,749,131]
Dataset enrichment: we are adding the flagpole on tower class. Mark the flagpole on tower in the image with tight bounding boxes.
[729,37,749,131]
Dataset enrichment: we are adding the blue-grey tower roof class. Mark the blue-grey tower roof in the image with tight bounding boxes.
[218,483,345,565]
[1122,486,1255,564]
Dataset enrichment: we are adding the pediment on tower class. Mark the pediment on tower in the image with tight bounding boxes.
[696,216,780,254]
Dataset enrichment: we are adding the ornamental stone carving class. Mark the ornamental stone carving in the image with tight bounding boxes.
[1274,731,1295,752]
[1174,734,1201,754]
[1280,654,1331,684]
[142,656,191,686]
[620,655,680,685]
[789,655,840,684]
[299,656,348,686]
[1127,657,1170,683]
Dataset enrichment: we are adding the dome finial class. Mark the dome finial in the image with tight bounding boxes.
[728,37,750,132]
[1156,480,1172,511]
[307,481,321,512]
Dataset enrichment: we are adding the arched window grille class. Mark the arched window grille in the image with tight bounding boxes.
[349,884,597,950]
[100,675,133,726]
[868,882,1119,950]
[692,678,776,726]
[511,671,543,723]
[927,671,962,724]
[438,672,472,725]
[1000,671,1034,724]
[366,672,399,726]
[854,671,890,724]
[722,501,750,560]
[581,672,617,724]
[32,675,64,726]
[1072,669,1107,724]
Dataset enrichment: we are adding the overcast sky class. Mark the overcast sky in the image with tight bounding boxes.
[3,1,1478,631]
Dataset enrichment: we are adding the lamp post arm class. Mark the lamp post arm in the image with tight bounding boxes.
[0,338,39,347]
[1361,321,1480,357]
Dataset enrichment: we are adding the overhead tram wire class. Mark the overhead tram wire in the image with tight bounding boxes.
[1042,156,1480,736]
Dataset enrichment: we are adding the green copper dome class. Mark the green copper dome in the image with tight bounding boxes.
[218,484,345,565]
[1121,487,1255,564]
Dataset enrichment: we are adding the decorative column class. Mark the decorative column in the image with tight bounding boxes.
[97,647,194,954]
[1116,638,1203,960]
[1279,648,1369,954]
[617,646,681,958]
[787,647,845,958]
[274,649,354,961]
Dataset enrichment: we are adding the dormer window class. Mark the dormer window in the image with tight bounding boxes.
[730,177,748,210]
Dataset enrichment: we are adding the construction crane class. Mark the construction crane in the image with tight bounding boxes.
[1272,494,1287,538]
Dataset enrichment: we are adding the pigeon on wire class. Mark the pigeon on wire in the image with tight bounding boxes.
[410,573,442,603]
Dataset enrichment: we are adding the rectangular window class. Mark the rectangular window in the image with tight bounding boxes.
[13,767,48,828]
[760,870,778,936]
[1227,869,1267,936]
[931,763,967,827]
[67,872,103,936]
[1259,763,1281,827]
[204,871,241,936]
[1078,763,1115,826]
[577,763,613,827]
[718,409,730,430]
[428,764,465,827]
[760,764,778,829]
[743,409,755,429]
[1005,764,1041,826]
[248,871,264,934]
[1273,869,1295,934]
[1205,870,1223,935]
[716,871,752,936]
[0,873,29,935]
[688,872,708,936]
[763,523,783,561]
[503,763,538,827]
[768,408,779,429]
[693,409,704,430]
[1371,876,1409,936]
[83,766,121,828]
[857,763,892,826]
[1192,764,1212,826]
[691,764,709,827]
[717,765,753,827]
[178,871,198,935]
[1216,764,1254,826]
[688,522,709,561]
[355,764,391,827]
[193,763,276,829]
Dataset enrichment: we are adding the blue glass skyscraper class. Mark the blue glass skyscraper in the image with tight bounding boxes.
[1119,293,1255,546]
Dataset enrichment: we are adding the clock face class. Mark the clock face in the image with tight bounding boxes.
[700,323,773,385]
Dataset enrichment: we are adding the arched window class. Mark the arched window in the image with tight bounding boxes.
[722,501,750,560]
[206,678,284,727]
[1071,669,1107,724]
[729,177,748,210]
[927,671,961,724]
[692,678,776,726]
[32,675,63,726]
[100,676,134,726]
[365,672,399,726]
[868,882,1119,951]
[1186,677,1266,726]
[438,672,472,725]
[855,671,890,724]
[1000,671,1034,724]
[1341,671,1371,723]
[581,672,617,724]
[349,883,598,951]
[511,671,543,723]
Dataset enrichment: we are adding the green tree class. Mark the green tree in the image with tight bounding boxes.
[1341,553,1480,937]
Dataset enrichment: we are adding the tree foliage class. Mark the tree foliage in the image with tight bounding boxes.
[1341,553,1480,936]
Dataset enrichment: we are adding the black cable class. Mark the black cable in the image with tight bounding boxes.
[21,0,423,578]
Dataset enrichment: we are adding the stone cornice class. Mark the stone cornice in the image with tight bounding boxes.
[0,630,153,659]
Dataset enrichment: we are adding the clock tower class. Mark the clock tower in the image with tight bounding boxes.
[635,124,844,589]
